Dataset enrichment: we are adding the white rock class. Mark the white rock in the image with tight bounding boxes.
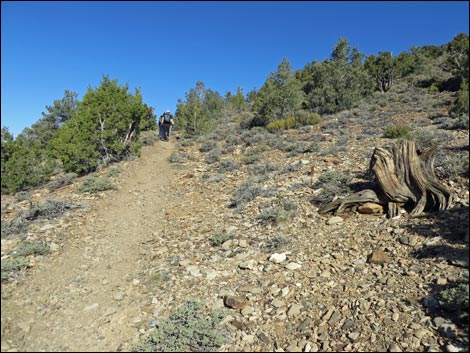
[285,262,302,270]
[327,216,343,225]
[269,253,287,263]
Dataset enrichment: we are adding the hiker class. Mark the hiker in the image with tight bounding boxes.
[160,110,174,141]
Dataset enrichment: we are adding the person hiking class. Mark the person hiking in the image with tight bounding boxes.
[159,110,174,141]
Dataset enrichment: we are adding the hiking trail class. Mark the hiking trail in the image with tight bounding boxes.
[1,141,177,352]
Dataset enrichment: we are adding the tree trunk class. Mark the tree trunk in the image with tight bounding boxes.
[320,141,452,218]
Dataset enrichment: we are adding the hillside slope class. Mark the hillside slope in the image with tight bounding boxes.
[1,85,469,352]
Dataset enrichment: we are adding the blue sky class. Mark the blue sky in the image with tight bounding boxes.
[2,1,469,138]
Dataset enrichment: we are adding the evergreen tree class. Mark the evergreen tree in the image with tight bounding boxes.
[365,52,397,92]
[175,81,224,137]
[252,58,304,126]
[51,76,149,173]
[302,38,373,114]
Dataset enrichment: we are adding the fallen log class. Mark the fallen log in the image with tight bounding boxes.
[320,140,452,218]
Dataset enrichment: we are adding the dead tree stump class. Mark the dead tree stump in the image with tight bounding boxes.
[320,140,452,218]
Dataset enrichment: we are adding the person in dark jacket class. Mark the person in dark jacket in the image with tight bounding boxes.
[159,110,174,141]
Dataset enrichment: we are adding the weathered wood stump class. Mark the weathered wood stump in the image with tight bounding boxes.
[320,140,452,218]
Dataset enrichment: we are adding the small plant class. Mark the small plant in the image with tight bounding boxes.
[132,300,226,352]
[383,124,413,139]
[263,234,290,252]
[204,149,221,164]
[79,176,116,193]
[310,171,353,204]
[218,159,240,173]
[199,141,217,153]
[26,199,82,220]
[209,232,236,247]
[12,240,50,257]
[168,152,184,163]
[438,281,469,321]
[436,152,469,178]
[107,167,120,177]
[1,257,28,281]
[15,191,32,202]
[1,215,29,238]
[48,172,78,192]
[257,200,297,225]
[230,178,276,212]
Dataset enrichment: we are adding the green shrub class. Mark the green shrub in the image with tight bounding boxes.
[168,152,184,163]
[1,257,28,281]
[438,281,469,320]
[257,200,297,225]
[383,124,413,139]
[78,176,116,193]
[132,300,226,352]
[107,167,120,177]
[209,232,236,246]
[266,112,321,132]
[12,240,50,257]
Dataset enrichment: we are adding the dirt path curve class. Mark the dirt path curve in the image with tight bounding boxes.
[2,140,178,352]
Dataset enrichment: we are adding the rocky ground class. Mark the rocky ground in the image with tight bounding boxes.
[1,87,469,352]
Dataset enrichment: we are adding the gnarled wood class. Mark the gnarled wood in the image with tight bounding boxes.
[319,189,380,215]
[321,141,452,218]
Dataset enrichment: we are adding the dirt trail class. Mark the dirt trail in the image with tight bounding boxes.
[1,141,178,352]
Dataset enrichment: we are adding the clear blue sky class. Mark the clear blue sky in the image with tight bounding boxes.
[2,1,469,137]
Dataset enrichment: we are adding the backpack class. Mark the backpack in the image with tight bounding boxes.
[163,113,171,123]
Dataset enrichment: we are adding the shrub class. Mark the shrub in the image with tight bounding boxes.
[12,240,50,257]
[204,149,221,164]
[209,232,236,246]
[266,112,321,132]
[263,234,290,252]
[436,152,469,178]
[438,281,469,321]
[217,159,240,173]
[257,200,297,225]
[168,152,184,163]
[1,215,29,238]
[107,167,120,177]
[383,124,413,139]
[310,171,353,204]
[132,300,226,352]
[1,257,29,281]
[48,172,78,191]
[27,199,83,220]
[78,176,116,193]
[230,178,276,212]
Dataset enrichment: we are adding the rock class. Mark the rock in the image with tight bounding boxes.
[285,343,302,352]
[84,303,99,311]
[269,253,287,263]
[223,295,248,309]
[348,332,360,341]
[327,216,344,225]
[357,203,383,214]
[323,157,341,164]
[272,299,286,308]
[367,250,390,264]
[439,323,458,338]
[239,259,257,270]
[388,342,402,352]
[287,304,303,317]
[49,243,60,252]
[285,262,302,270]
